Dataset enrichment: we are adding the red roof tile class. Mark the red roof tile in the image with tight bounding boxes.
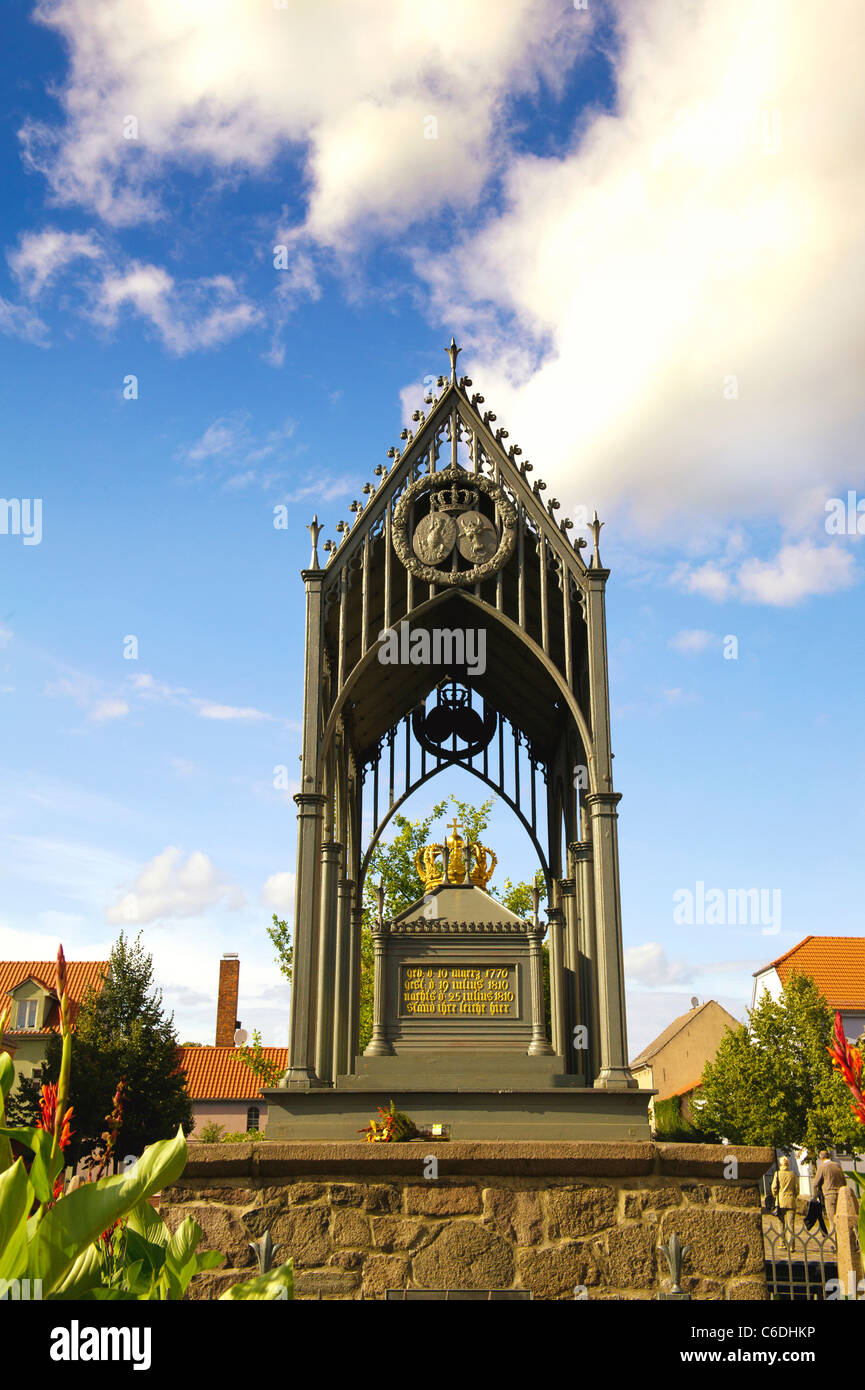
[0,960,108,1034]
[758,936,865,1009]
[178,1046,288,1100]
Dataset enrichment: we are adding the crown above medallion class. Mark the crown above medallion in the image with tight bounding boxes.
[415,819,498,892]
[429,483,479,512]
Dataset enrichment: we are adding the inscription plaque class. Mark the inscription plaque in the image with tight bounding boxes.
[400,963,517,1018]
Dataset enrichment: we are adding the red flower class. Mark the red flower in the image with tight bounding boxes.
[828,1010,865,1125]
[37,1083,75,1149]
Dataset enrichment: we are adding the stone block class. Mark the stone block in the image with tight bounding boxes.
[681,1184,710,1204]
[328,1184,364,1206]
[727,1279,769,1300]
[284,1182,327,1205]
[329,1251,364,1271]
[185,1269,242,1300]
[711,1184,760,1208]
[295,1269,359,1298]
[166,1185,257,1206]
[622,1187,682,1219]
[412,1222,515,1289]
[266,1206,331,1268]
[371,1216,431,1251]
[405,1183,482,1217]
[242,1201,283,1241]
[483,1188,543,1245]
[362,1184,401,1213]
[363,1255,409,1297]
[164,1203,252,1267]
[332,1209,370,1247]
[516,1241,600,1298]
[606,1224,657,1288]
[547,1185,617,1238]
[659,1207,764,1278]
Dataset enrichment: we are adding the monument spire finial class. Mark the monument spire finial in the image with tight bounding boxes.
[307,514,323,568]
[446,337,461,384]
[589,509,604,568]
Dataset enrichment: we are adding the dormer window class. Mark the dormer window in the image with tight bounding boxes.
[16,1000,38,1029]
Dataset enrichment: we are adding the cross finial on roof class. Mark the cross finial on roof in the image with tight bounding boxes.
[446,337,461,383]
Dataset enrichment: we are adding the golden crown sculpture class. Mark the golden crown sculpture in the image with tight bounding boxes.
[415,819,497,891]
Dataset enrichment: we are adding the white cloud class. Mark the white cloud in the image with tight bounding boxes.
[0,297,49,347]
[624,942,691,988]
[674,540,857,606]
[91,263,260,355]
[0,626,12,647]
[21,0,583,236]
[194,702,270,722]
[738,541,857,605]
[178,412,297,488]
[90,698,129,722]
[106,846,243,925]
[668,629,716,655]
[412,0,865,535]
[8,227,101,298]
[262,872,295,915]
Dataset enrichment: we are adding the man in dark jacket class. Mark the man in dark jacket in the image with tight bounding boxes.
[813,1151,847,1234]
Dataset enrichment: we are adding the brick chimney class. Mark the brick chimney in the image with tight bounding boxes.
[216,953,240,1047]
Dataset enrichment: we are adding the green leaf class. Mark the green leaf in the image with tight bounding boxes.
[124,1226,167,1276]
[28,1125,187,1294]
[0,1052,14,1105]
[51,1242,104,1300]
[127,1197,170,1247]
[0,1127,62,1206]
[0,1160,31,1281]
[219,1260,294,1300]
[166,1214,202,1270]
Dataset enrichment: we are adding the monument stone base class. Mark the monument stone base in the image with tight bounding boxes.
[263,1081,652,1141]
[161,1140,772,1300]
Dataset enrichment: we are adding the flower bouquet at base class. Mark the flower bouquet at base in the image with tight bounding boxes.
[359,1100,419,1143]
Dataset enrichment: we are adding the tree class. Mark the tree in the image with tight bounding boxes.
[267,913,293,984]
[42,932,193,1164]
[695,972,865,1156]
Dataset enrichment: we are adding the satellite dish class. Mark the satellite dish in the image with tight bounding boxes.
[234,1027,249,1046]
[690,996,699,1009]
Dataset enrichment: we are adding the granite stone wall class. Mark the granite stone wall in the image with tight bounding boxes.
[160,1142,771,1300]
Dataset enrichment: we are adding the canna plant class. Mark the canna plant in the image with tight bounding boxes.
[827,1010,865,1262]
[0,946,292,1301]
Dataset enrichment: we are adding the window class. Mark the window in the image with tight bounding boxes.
[246,1106,260,1133]
[16,1000,38,1029]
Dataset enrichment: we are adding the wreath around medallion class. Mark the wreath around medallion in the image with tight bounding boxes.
[392,463,517,586]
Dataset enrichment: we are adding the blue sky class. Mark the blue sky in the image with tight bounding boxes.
[1,0,862,1056]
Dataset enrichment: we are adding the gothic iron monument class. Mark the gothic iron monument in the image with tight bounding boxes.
[265,341,650,1140]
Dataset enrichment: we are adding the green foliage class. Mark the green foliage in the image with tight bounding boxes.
[234,1028,285,1088]
[653,1094,703,1143]
[42,932,193,1164]
[197,1123,226,1144]
[696,973,865,1154]
[267,914,293,984]
[4,1072,42,1128]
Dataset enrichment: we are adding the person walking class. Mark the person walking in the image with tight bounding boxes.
[771,1156,800,1248]
[813,1151,847,1236]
